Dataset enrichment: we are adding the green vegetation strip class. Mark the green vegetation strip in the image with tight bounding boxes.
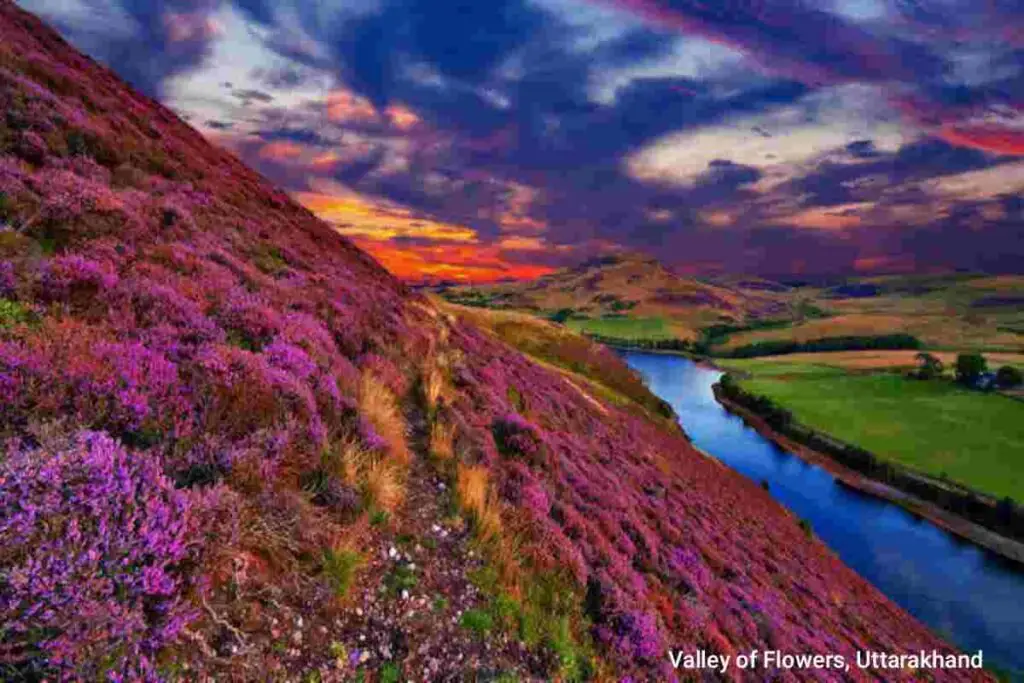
[723,363,1024,501]
[566,316,678,341]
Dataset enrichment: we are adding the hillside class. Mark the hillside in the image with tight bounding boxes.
[0,2,989,681]
[439,253,800,341]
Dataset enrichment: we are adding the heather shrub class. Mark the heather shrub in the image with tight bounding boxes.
[0,431,202,679]
[29,168,134,247]
[0,323,189,441]
[191,343,323,445]
[112,277,223,345]
[601,610,664,663]
[218,291,280,351]
[38,253,118,305]
[493,412,545,463]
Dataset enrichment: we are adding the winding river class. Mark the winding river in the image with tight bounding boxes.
[624,351,1024,677]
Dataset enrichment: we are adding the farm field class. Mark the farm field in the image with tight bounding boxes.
[565,315,685,341]
[720,350,1024,373]
[717,311,1024,353]
[715,275,1024,353]
[718,357,1024,501]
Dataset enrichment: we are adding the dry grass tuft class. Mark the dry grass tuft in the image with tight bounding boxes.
[429,420,456,463]
[359,371,410,463]
[456,464,502,540]
[363,459,404,512]
[423,364,446,414]
[334,439,373,486]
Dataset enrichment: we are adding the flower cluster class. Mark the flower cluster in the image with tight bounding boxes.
[0,432,201,679]
[492,411,545,461]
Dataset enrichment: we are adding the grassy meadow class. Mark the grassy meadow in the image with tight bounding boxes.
[719,355,1024,501]
[565,316,684,341]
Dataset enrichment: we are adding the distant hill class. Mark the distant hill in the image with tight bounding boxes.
[440,259,1024,353]
[439,252,801,341]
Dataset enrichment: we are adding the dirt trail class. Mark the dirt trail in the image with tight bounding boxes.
[184,407,550,682]
[328,448,546,681]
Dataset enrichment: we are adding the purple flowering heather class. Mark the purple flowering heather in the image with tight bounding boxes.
[611,610,664,662]
[492,412,544,460]
[0,260,16,297]
[358,415,389,452]
[264,339,318,381]
[0,431,201,679]
[39,254,119,302]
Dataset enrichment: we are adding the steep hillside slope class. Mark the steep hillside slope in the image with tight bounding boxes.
[0,2,988,681]
[440,253,797,340]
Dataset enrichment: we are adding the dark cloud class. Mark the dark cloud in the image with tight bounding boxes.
[846,140,879,159]
[232,88,276,105]
[251,65,314,90]
[899,201,1024,273]
[258,127,331,146]
[608,0,945,85]
[26,0,220,96]
[791,137,1012,208]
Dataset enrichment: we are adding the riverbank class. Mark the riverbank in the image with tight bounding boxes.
[713,386,1024,566]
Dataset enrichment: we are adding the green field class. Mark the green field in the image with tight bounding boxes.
[719,360,1024,501]
[566,316,679,341]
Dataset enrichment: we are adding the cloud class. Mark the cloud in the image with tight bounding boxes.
[603,0,944,84]
[602,0,1024,157]
[18,0,1024,278]
[24,0,222,96]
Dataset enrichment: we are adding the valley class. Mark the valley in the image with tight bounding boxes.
[1,0,1021,680]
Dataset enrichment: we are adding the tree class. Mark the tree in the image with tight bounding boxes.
[995,365,1023,389]
[913,352,944,380]
[954,352,988,386]
[549,308,574,324]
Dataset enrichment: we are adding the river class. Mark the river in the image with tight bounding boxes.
[624,351,1024,677]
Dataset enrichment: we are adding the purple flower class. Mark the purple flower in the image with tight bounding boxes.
[0,260,15,296]
[613,610,664,662]
[0,431,203,678]
[39,254,119,301]
[264,339,317,381]
[492,412,545,460]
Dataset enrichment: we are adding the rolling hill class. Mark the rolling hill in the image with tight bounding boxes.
[438,252,804,341]
[0,2,988,680]
[442,257,1024,354]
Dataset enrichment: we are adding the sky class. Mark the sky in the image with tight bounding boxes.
[17,0,1024,282]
